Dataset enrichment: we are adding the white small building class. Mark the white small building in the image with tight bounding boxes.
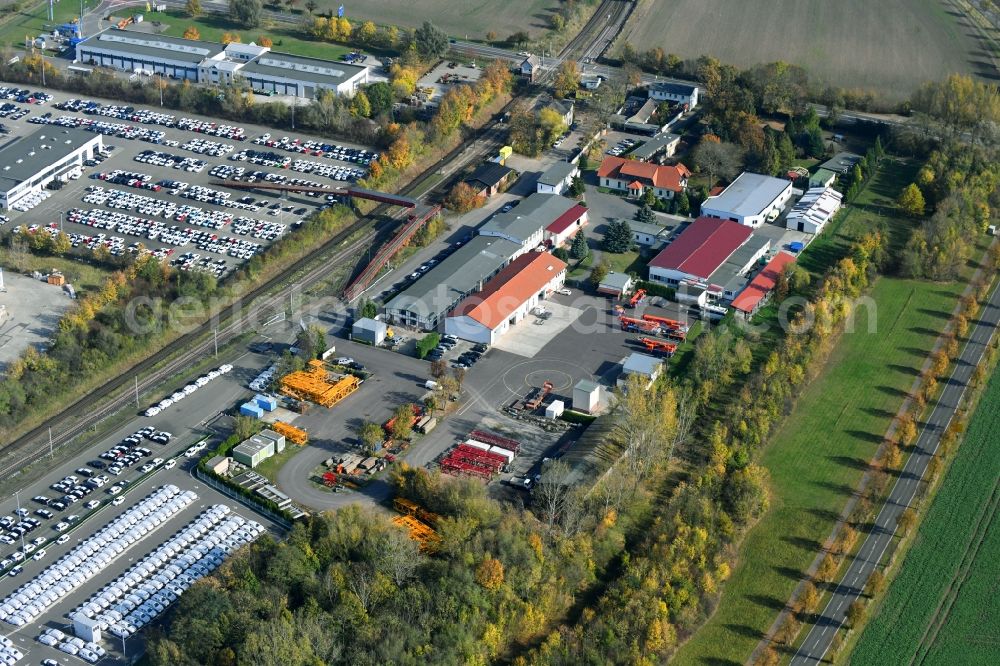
[352,317,388,345]
[572,379,601,413]
[520,55,541,80]
[648,82,699,109]
[700,172,793,228]
[545,399,565,419]
[785,186,843,234]
[617,353,663,389]
[536,161,579,195]
[445,252,567,344]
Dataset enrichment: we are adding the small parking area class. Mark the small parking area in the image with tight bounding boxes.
[491,300,583,358]
[416,61,483,104]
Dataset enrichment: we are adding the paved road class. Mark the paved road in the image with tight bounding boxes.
[791,279,1000,664]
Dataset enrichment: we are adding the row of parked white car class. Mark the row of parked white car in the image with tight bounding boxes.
[28,113,168,144]
[0,634,21,665]
[181,138,233,157]
[66,208,212,249]
[36,627,104,663]
[134,150,207,172]
[248,364,278,393]
[0,485,195,627]
[70,505,262,643]
[10,190,50,213]
[144,364,232,417]
[230,216,287,241]
[290,159,367,182]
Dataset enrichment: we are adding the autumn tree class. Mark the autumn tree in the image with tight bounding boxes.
[817,553,838,583]
[799,580,820,615]
[694,138,742,186]
[865,569,886,598]
[185,0,203,17]
[444,182,486,213]
[221,32,241,45]
[846,599,866,628]
[183,26,201,40]
[553,60,581,98]
[896,507,917,536]
[350,90,371,118]
[257,35,273,48]
[475,557,504,591]
[357,421,384,451]
[897,413,918,446]
[357,21,377,44]
[897,183,926,217]
[390,403,415,441]
[429,359,448,379]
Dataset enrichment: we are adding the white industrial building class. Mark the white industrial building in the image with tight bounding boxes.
[785,186,843,234]
[77,32,368,98]
[0,127,102,210]
[701,172,793,228]
[445,252,567,344]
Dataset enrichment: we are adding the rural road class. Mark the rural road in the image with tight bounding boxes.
[791,278,1000,664]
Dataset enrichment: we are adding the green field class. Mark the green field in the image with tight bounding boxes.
[671,161,965,665]
[851,364,1000,665]
[617,0,986,99]
[144,10,351,62]
[318,0,558,40]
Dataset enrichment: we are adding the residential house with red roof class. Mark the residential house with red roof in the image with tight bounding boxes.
[597,156,690,200]
[445,252,568,344]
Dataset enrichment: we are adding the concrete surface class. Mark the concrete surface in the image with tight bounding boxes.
[0,273,72,370]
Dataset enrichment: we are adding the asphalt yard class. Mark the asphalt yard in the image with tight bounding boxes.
[0,86,378,278]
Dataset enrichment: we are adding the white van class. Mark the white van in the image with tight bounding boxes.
[424,380,439,390]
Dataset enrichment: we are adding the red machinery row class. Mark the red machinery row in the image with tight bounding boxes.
[619,313,689,341]
[469,429,520,454]
[440,444,509,480]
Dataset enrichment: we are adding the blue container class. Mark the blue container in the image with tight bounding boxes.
[789,241,805,253]
[240,402,264,418]
[255,394,278,411]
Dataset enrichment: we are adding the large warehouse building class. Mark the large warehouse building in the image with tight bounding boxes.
[700,172,793,228]
[445,252,567,344]
[384,236,521,330]
[386,193,585,330]
[76,32,368,98]
[0,127,102,210]
[647,216,770,306]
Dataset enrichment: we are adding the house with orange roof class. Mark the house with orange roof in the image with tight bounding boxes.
[597,156,690,200]
[445,252,567,344]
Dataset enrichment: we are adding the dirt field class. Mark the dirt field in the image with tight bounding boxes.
[618,0,991,99]
[321,0,559,39]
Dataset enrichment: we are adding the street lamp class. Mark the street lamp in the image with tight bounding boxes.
[13,491,25,555]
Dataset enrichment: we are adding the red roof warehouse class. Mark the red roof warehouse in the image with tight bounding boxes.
[731,251,797,318]
[648,217,753,280]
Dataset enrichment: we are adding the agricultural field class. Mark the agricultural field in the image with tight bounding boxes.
[851,365,1000,665]
[671,161,967,665]
[143,10,352,62]
[617,0,988,99]
[321,0,559,40]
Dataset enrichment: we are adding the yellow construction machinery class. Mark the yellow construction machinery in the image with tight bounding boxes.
[279,360,360,408]
[272,421,308,446]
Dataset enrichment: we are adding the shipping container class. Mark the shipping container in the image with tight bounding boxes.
[239,402,264,418]
[488,446,515,464]
[255,394,278,411]
[464,439,491,452]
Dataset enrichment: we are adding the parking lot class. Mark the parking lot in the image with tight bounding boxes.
[0,345,287,664]
[0,85,380,278]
